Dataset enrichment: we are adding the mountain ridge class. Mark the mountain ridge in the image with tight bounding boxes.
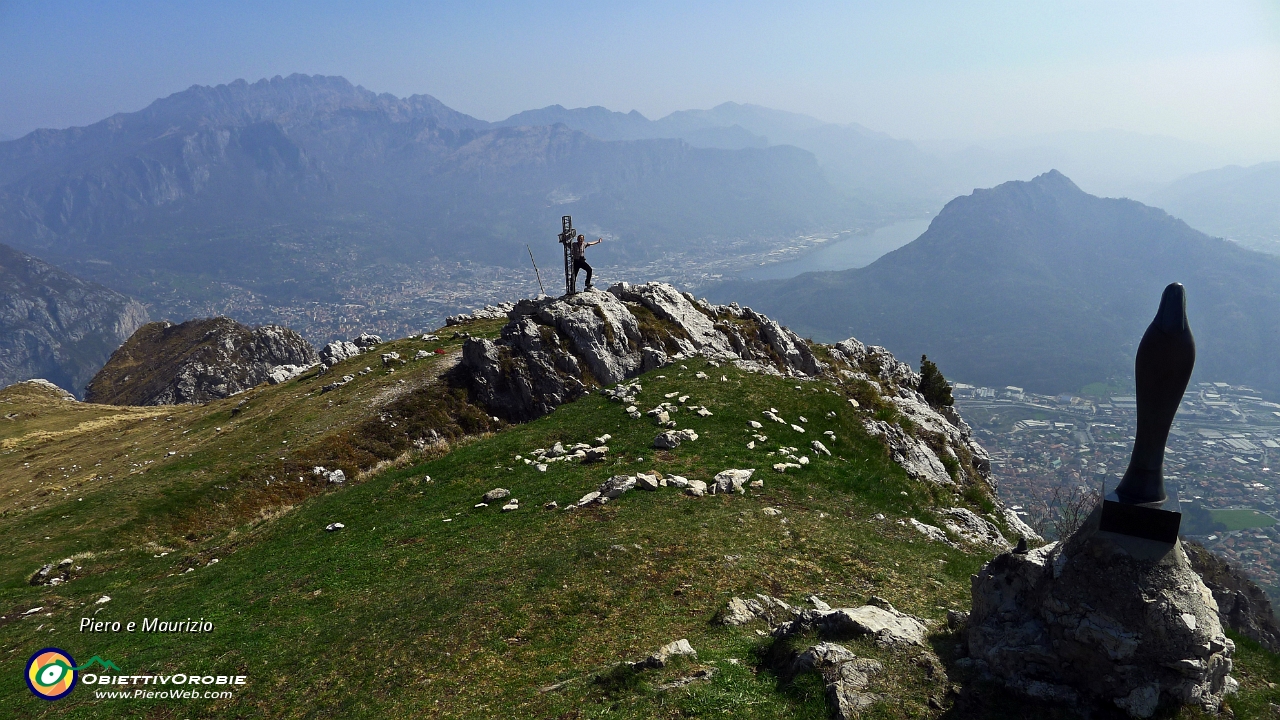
[710,170,1280,396]
[0,74,870,342]
[0,241,148,396]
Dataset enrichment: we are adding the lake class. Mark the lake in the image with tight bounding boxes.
[740,217,933,280]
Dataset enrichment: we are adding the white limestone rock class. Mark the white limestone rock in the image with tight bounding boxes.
[940,507,1011,549]
[968,510,1236,717]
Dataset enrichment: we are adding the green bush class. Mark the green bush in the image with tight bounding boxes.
[918,355,954,409]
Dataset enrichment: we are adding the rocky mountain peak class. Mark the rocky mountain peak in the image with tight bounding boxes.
[85,317,318,406]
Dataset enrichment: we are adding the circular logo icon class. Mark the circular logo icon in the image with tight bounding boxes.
[26,648,77,700]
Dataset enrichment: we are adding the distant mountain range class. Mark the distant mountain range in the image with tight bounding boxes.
[711,171,1280,397]
[497,102,941,212]
[0,74,871,329]
[0,242,148,396]
[1148,162,1280,255]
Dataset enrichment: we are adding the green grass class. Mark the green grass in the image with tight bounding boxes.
[1,343,1277,718]
[1209,508,1277,531]
[1080,381,1132,399]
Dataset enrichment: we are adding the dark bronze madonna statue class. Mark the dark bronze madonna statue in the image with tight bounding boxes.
[1099,283,1195,543]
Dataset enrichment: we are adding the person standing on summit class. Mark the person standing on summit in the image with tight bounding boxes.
[571,234,601,290]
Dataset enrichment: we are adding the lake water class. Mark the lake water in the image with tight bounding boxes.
[740,217,933,280]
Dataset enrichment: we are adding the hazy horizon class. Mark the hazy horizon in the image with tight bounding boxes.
[1,1,1277,165]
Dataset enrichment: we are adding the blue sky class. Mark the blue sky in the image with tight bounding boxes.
[1,1,1277,157]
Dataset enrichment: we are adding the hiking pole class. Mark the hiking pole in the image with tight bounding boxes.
[527,244,546,297]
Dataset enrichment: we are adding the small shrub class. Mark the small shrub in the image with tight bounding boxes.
[593,663,643,695]
[918,355,954,408]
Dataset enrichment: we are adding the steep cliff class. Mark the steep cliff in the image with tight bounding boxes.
[85,317,317,405]
[0,242,148,397]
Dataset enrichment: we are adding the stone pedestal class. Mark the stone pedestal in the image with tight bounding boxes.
[968,508,1236,718]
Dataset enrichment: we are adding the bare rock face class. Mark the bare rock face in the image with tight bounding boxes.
[968,509,1236,717]
[829,337,992,489]
[0,242,149,397]
[85,317,318,405]
[1183,539,1280,654]
[459,283,826,422]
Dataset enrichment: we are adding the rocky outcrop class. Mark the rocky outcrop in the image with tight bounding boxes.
[459,283,825,422]
[460,280,829,420]
[85,317,318,405]
[0,242,149,397]
[446,302,516,326]
[1184,540,1280,654]
[828,338,991,489]
[967,509,1236,717]
[457,281,1001,511]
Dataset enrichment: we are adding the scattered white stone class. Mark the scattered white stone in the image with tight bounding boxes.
[599,475,637,499]
[790,424,805,433]
[798,416,808,423]
[654,431,682,449]
[96,595,111,605]
[909,518,957,547]
[695,372,709,379]
[685,480,708,497]
[811,440,831,456]
[799,456,810,465]
[634,638,697,670]
[325,522,345,531]
[712,469,755,494]
[808,604,928,647]
[536,463,547,472]
[749,479,763,488]
[762,507,783,517]
[747,441,756,450]
[749,420,763,429]
[636,474,661,491]
[666,475,690,488]
[501,501,519,512]
[577,491,602,506]
[483,488,511,503]
[696,407,713,417]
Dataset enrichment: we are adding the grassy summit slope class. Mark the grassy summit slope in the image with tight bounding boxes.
[2,320,1279,717]
[0,324,502,598]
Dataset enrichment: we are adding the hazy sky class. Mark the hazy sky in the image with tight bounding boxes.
[1,1,1277,158]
